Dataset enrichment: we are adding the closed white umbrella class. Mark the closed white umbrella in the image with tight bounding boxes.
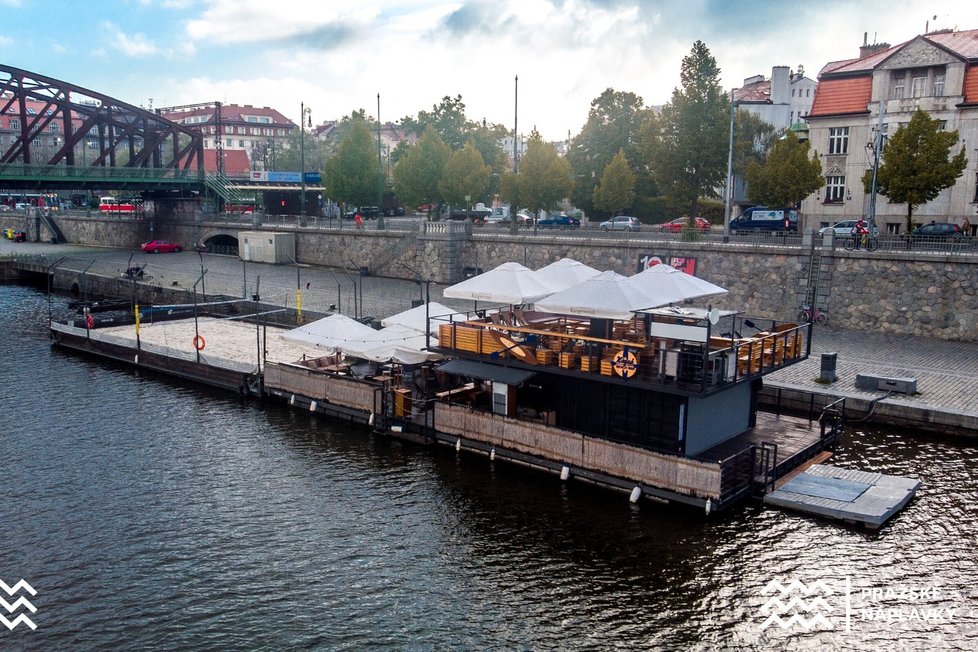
[280,313,377,349]
[534,257,601,292]
[535,270,657,320]
[626,264,728,306]
[443,262,553,305]
[381,301,465,335]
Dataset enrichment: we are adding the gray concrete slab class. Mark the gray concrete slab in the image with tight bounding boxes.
[763,464,921,528]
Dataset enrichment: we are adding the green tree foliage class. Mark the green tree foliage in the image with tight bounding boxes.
[862,108,968,232]
[745,130,823,208]
[400,95,507,195]
[647,41,729,219]
[593,150,636,215]
[567,88,653,216]
[392,125,451,217]
[502,131,573,217]
[438,139,491,207]
[322,120,377,209]
[732,111,777,177]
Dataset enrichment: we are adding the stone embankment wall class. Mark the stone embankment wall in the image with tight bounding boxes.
[30,214,978,341]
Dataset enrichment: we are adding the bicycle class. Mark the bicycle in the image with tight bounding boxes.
[844,231,879,251]
[798,304,828,325]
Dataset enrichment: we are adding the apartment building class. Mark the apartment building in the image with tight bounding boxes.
[803,29,978,233]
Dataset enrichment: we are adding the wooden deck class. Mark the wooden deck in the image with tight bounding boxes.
[763,464,921,529]
[693,412,833,464]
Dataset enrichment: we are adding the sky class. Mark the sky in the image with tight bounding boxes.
[1,0,976,142]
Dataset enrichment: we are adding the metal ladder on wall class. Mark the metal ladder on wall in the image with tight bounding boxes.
[801,242,833,311]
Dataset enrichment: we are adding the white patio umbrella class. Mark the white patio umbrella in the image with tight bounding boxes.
[443,262,554,305]
[280,313,378,349]
[380,301,466,335]
[626,264,728,306]
[535,270,658,320]
[534,257,601,292]
[342,324,442,364]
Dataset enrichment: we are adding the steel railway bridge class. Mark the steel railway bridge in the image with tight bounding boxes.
[0,64,244,204]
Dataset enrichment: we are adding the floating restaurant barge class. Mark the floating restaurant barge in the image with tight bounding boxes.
[51,298,844,513]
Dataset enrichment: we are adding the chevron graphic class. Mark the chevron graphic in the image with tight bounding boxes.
[759,595,834,615]
[0,579,38,631]
[0,580,36,596]
[0,614,37,631]
[761,578,835,597]
[0,596,37,614]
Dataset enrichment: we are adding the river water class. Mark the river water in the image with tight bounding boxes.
[1,284,976,651]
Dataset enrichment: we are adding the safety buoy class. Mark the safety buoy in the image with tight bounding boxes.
[193,335,206,351]
[85,313,95,329]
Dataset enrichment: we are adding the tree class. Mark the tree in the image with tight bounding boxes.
[501,131,573,224]
[647,41,729,220]
[744,130,823,209]
[322,120,376,209]
[566,88,653,216]
[392,125,451,217]
[862,108,968,233]
[732,111,777,177]
[438,139,490,207]
[593,150,636,215]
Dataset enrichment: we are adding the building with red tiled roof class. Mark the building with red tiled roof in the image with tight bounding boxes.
[158,102,296,174]
[804,29,978,234]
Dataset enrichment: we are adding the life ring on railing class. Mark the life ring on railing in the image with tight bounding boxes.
[193,335,206,351]
[85,313,95,329]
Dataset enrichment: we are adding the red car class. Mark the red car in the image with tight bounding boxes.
[661,217,711,233]
[141,239,182,254]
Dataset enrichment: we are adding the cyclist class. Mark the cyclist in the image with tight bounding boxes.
[852,217,869,249]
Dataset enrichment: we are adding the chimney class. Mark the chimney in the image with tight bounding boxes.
[859,32,891,58]
[771,66,790,104]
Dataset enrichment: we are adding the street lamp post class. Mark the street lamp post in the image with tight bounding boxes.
[376,93,385,231]
[300,102,311,219]
[724,90,736,239]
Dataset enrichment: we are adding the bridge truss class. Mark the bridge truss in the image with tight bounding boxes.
[0,65,204,190]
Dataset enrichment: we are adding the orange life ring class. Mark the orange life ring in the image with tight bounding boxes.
[193,335,206,351]
[86,313,95,329]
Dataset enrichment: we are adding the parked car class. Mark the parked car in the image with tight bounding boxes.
[537,215,581,229]
[599,216,641,232]
[141,240,182,254]
[910,222,965,242]
[818,220,880,237]
[660,217,710,233]
[0,204,11,212]
[515,212,533,226]
[12,230,26,242]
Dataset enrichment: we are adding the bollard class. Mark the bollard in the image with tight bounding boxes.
[819,352,838,383]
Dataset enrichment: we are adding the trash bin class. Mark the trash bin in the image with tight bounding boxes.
[819,352,837,383]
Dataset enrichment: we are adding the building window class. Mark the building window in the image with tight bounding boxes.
[891,72,906,99]
[911,74,926,98]
[238,140,245,148]
[806,88,810,97]
[792,89,796,97]
[828,127,849,154]
[50,123,58,133]
[10,119,19,130]
[825,175,845,203]
[934,72,945,97]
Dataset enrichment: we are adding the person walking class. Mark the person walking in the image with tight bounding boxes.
[963,217,971,237]
[355,212,363,231]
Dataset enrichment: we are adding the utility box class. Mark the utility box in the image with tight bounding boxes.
[855,373,917,395]
[819,352,837,383]
[239,231,296,264]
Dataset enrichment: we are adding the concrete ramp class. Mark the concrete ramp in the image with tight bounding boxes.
[764,464,920,529]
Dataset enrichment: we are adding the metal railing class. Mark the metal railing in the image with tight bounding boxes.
[0,162,204,183]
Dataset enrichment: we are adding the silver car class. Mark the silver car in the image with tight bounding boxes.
[599,215,641,232]
[818,219,879,236]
